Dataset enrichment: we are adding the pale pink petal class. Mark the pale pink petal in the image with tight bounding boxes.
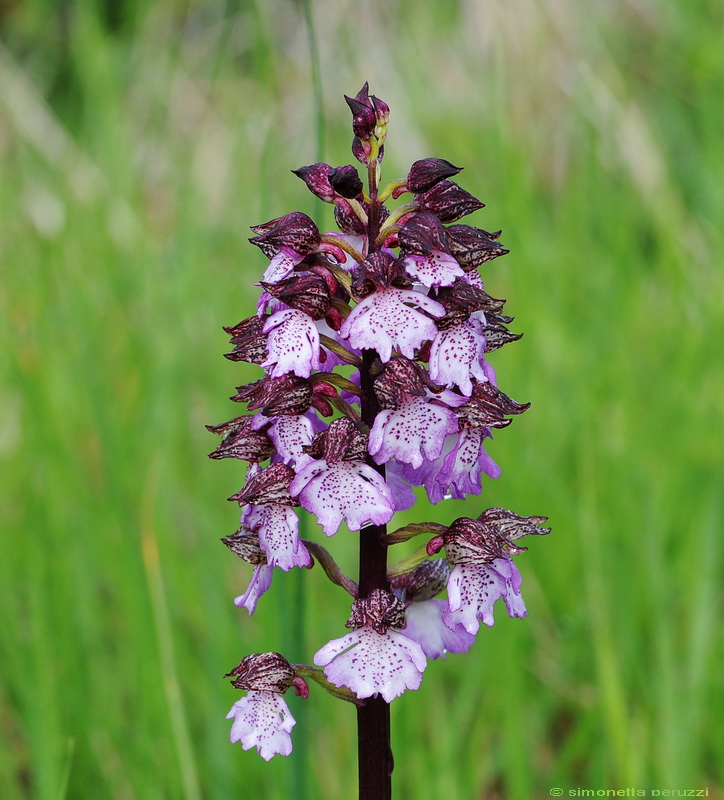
[262,309,321,378]
[429,316,489,396]
[368,396,458,469]
[262,248,305,283]
[443,559,526,635]
[340,288,444,362]
[402,250,465,288]
[290,459,395,536]
[313,625,427,702]
[267,414,317,469]
[234,564,274,615]
[403,599,476,659]
[435,427,500,496]
[243,504,311,571]
[227,691,295,761]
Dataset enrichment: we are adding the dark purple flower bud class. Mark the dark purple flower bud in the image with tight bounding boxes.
[260,274,332,320]
[229,463,299,507]
[446,224,509,270]
[221,530,268,565]
[292,163,335,202]
[207,416,275,462]
[249,212,321,258]
[329,165,363,199]
[373,356,428,409]
[334,202,366,235]
[457,382,530,429]
[346,589,406,634]
[398,211,451,255]
[351,137,385,166]
[304,416,368,463]
[223,316,268,364]
[225,652,295,693]
[390,559,451,602]
[482,313,523,352]
[415,180,484,223]
[406,158,462,193]
[351,251,410,298]
[371,94,390,127]
[232,375,314,416]
[345,83,377,140]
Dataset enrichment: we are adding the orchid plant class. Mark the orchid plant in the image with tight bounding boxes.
[209,84,549,799]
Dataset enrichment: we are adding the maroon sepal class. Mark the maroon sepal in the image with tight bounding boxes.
[435,517,508,565]
[345,589,406,634]
[223,316,268,364]
[477,508,551,552]
[303,416,367,463]
[351,250,410,298]
[207,416,275,463]
[389,558,451,602]
[221,529,268,565]
[292,163,335,202]
[415,180,484,223]
[329,165,363,199]
[232,374,313,416]
[446,224,509,270]
[406,158,462,193]
[224,652,295,693]
[434,279,506,329]
[482,313,523,352]
[458,382,530,429]
[229,463,299,507]
[398,211,451,255]
[373,356,428,409]
[249,212,321,258]
[260,274,332,320]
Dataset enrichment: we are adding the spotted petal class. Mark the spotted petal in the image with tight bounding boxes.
[262,309,321,378]
[340,287,444,362]
[243,504,311,571]
[429,314,490,396]
[227,691,295,761]
[313,625,427,702]
[443,559,526,635]
[290,459,394,536]
[402,250,465,288]
[368,396,458,469]
[266,413,320,469]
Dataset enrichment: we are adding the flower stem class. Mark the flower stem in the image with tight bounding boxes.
[356,163,393,798]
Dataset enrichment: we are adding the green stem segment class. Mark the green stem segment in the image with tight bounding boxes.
[357,158,393,800]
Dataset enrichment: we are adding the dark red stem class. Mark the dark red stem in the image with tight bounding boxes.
[356,160,393,800]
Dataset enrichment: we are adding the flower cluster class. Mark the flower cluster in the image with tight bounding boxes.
[209,84,549,760]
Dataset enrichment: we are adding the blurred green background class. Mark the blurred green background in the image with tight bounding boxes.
[1,0,722,798]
